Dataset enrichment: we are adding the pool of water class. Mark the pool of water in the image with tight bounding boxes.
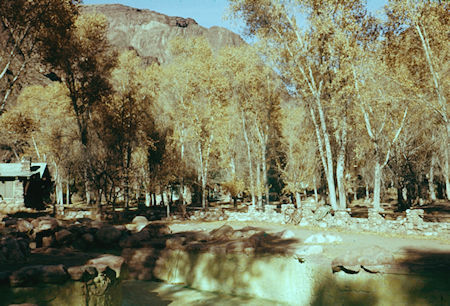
[121,280,287,306]
[0,280,286,306]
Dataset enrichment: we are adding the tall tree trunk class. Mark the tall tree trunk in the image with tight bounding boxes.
[313,177,318,203]
[84,168,90,205]
[445,124,450,200]
[124,145,131,209]
[198,142,208,209]
[336,155,346,210]
[256,124,269,207]
[66,181,70,205]
[54,163,63,215]
[160,188,165,206]
[256,161,262,207]
[416,24,448,199]
[309,103,337,210]
[241,113,256,206]
[201,179,207,209]
[429,153,437,201]
[317,99,337,210]
[373,160,382,211]
[365,182,370,201]
[336,113,347,210]
[262,148,270,207]
[179,179,185,205]
[295,192,301,209]
[145,192,150,207]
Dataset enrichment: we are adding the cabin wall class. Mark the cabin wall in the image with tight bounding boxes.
[0,180,25,213]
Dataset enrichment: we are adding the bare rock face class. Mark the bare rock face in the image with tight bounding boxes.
[82,4,245,64]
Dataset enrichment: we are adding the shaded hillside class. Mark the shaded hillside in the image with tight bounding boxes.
[1,4,245,108]
[1,4,245,162]
[82,4,245,64]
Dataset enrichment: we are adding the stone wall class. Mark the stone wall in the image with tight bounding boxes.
[0,180,26,214]
[152,248,448,305]
[189,203,450,238]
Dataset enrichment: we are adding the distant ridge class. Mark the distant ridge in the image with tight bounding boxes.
[82,4,245,64]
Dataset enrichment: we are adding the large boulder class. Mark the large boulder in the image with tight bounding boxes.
[10,264,69,286]
[121,248,158,280]
[17,219,34,233]
[143,223,171,237]
[119,229,151,248]
[0,236,30,263]
[87,254,126,278]
[95,226,123,246]
[132,215,148,225]
[67,265,98,282]
[55,229,73,245]
[31,217,59,234]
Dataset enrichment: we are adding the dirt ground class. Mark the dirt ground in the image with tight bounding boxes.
[169,220,450,270]
[170,220,450,251]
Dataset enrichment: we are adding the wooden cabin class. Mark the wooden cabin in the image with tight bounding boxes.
[0,158,51,211]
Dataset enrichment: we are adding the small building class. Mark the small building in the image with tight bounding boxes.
[0,158,51,212]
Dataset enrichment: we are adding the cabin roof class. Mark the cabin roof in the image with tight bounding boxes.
[0,163,48,179]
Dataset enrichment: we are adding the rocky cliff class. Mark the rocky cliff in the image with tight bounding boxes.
[0,4,245,161]
[82,4,245,64]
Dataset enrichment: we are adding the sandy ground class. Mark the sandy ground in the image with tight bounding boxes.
[169,220,450,253]
[123,220,450,306]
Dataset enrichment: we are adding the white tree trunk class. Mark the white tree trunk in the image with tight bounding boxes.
[336,113,347,210]
[66,181,70,205]
[295,192,301,209]
[84,168,90,205]
[145,192,151,207]
[416,24,449,199]
[429,153,437,201]
[201,178,207,209]
[314,98,338,210]
[262,146,269,206]
[241,113,256,206]
[445,124,450,200]
[373,160,382,211]
[256,161,262,207]
[365,182,370,201]
[336,156,346,210]
[313,177,318,203]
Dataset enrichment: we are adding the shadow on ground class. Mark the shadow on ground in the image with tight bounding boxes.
[311,247,450,305]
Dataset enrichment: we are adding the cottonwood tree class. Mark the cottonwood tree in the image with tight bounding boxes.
[279,103,319,206]
[105,50,158,208]
[156,37,227,208]
[386,100,438,209]
[0,0,79,114]
[40,13,117,206]
[385,0,449,199]
[217,45,282,208]
[229,0,376,210]
[352,55,409,211]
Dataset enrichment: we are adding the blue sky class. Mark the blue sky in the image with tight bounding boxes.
[83,0,388,34]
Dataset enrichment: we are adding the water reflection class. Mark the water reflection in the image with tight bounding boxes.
[0,280,286,306]
[121,280,287,306]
